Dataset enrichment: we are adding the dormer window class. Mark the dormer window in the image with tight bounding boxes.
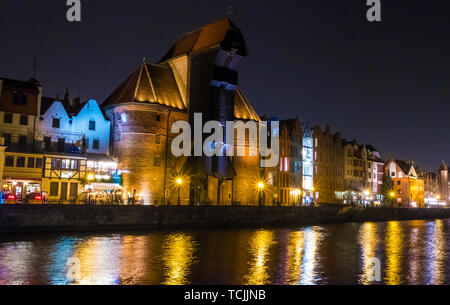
[89,120,96,131]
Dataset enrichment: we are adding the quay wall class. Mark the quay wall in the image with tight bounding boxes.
[1,205,450,233]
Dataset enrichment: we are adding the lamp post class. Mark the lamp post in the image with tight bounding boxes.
[258,182,264,207]
[389,192,395,208]
[87,173,95,205]
[177,178,182,206]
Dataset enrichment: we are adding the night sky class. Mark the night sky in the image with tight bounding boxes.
[0,0,448,171]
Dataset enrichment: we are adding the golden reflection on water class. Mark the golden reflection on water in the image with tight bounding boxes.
[299,227,320,285]
[244,230,277,285]
[284,231,305,284]
[119,235,150,284]
[426,220,446,285]
[385,221,403,285]
[359,222,379,285]
[73,237,121,285]
[161,233,197,285]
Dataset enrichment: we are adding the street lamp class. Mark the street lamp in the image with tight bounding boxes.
[258,182,264,206]
[176,178,183,206]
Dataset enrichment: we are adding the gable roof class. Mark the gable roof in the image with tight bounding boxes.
[234,89,260,121]
[102,62,185,110]
[160,18,248,62]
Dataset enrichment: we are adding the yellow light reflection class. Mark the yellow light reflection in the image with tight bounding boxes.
[385,221,403,285]
[284,231,305,285]
[245,230,276,285]
[72,237,121,285]
[161,233,197,285]
[119,235,150,284]
[359,222,379,285]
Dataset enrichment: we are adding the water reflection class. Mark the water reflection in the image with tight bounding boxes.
[299,227,321,285]
[425,220,446,285]
[73,237,122,285]
[0,220,449,285]
[161,233,197,285]
[245,230,276,285]
[0,242,35,285]
[385,221,403,285]
[284,231,305,284]
[359,222,379,285]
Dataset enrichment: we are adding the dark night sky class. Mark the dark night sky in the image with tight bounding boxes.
[0,0,448,171]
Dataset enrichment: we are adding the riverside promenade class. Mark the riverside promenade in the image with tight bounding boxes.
[1,204,450,233]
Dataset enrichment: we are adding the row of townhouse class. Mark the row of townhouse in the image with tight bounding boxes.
[309,124,449,207]
[0,77,120,204]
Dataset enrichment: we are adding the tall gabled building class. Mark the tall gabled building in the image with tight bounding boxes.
[386,159,425,207]
[103,18,266,205]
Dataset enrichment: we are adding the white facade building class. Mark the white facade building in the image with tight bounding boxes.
[38,99,110,155]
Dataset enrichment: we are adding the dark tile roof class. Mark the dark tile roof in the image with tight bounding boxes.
[159,18,248,62]
[1,77,40,93]
[102,63,185,110]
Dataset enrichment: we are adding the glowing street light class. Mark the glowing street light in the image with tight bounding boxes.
[176,177,183,206]
[257,182,264,206]
[87,173,95,181]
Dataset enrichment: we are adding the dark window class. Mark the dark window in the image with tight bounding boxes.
[36,158,43,168]
[89,120,96,131]
[57,138,65,152]
[52,158,61,170]
[93,139,100,150]
[397,180,401,185]
[50,182,59,196]
[20,115,28,125]
[154,157,161,167]
[12,91,27,105]
[27,157,35,168]
[69,119,73,125]
[155,135,161,144]
[44,136,51,150]
[16,157,25,168]
[70,183,78,199]
[19,135,27,149]
[4,113,12,124]
[52,118,60,128]
[156,115,161,122]
[5,156,14,167]
[3,133,11,146]
[83,138,89,149]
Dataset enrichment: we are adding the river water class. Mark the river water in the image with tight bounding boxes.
[0,219,449,285]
